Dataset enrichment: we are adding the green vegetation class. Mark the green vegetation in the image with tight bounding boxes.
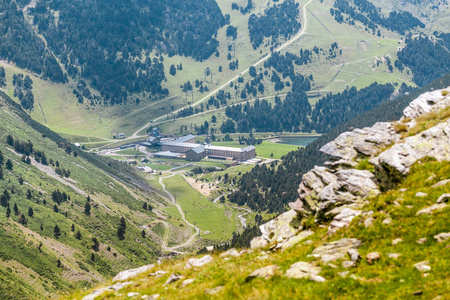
[0,92,164,298]
[71,159,450,299]
[115,149,146,156]
[163,175,236,240]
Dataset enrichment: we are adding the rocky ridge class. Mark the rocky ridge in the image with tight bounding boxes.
[251,87,450,250]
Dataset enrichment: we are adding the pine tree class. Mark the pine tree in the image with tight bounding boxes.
[18,213,27,225]
[117,226,126,240]
[54,225,61,238]
[13,203,19,215]
[6,206,11,218]
[169,64,177,76]
[0,194,8,207]
[28,207,34,217]
[57,259,62,268]
[117,216,127,240]
[40,223,43,230]
[84,201,91,216]
[92,237,100,251]
[71,223,75,231]
[141,230,146,238]
[6,159,13,170]
[0,167,3,180]
[53,205,59,212]
[75,230,82,240]
[119,217,126,229]
[0,150,4,165]
[26,189,32,199]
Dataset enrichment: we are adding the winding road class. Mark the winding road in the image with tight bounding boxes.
[130,0,313,138]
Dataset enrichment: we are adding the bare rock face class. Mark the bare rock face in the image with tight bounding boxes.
[434,232,450,243]
[164,273,183,285]
[436,193,450,203]
[416,203,448,215]
[250,236,269,250]
[250,210,302,249]
[372,119,450,189]
[402,88,450,120]
[113,264,155,282]
[246,265,278,281]
[184,255,213,269]
[328,208,362,235]
[285,261,321,279]
[294,167,379,222]
[312,238,361,262]
[320,122,400,161]
[220,248,240,258]
[82,282,133,300]
[366,252,381,264]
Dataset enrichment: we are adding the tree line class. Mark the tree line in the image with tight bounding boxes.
[396,34,450,87]
[248,0,301,49]
[331,0,424,35]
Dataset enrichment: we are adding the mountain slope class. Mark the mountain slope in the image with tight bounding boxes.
[0,92,168,299]
[71,86,450,300]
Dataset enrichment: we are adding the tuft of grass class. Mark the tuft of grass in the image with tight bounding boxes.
[357,158,375,172]
[407,106,450,137]
[393,123,408,133]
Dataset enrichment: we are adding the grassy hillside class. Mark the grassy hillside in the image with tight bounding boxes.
[68,159,450,299]
[0,92,170,298]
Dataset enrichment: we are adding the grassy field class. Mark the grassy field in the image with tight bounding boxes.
[114,149,145,156]
[163,175,237,241]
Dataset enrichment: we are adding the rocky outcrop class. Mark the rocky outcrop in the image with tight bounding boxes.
[372,119,450,189]
[184,255,213,269]
[293,167,379,218]
[402,88,450,121]
[320,122,400,162]
[113,264,155,282]
[220,248,240,258]
[312,238,361,262]
[251,87,450,249]
[285,261,325,282]
[82,282,133,300]
[246,265,278,281]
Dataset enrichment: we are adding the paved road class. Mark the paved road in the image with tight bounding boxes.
[131,0,313,138]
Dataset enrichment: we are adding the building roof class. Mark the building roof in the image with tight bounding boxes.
[154,151,182,158]
[162,141,200,148]
[173,134,196,143]
[148,136,160,142]
[188,145,205,154]
[205,144,255,153]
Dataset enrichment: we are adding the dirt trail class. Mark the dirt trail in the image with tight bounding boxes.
[158,173,200,252]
